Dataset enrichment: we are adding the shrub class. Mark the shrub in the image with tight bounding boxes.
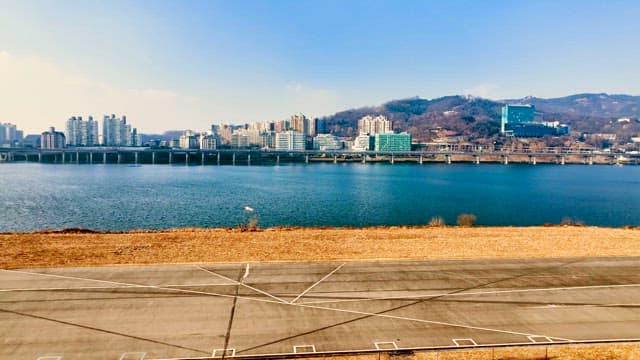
[457,213,477,227]
[428,216,445,227]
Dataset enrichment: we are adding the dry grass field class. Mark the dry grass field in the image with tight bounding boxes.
[1,225,639,269]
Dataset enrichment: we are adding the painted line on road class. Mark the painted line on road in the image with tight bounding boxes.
[195,265,288,304]
[291,263,345,304]
[299,283,640,305]
[297,302,574,342]
[528,335,553,343]
[0,269,284,306]
[119,352,146,360]
[374,341,398,350]
[243,264,250,280]
[212,348,235,358]
[293,345,316,353]
[453,338,477,346]
[0,282,248,293]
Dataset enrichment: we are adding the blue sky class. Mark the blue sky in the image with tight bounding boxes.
[1,0,639,133]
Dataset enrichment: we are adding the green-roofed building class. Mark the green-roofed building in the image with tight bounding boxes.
[374,133,412,152]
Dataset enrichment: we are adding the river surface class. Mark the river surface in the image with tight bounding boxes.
[0,163,639,231]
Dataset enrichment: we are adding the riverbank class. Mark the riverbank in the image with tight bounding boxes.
[2,225,639,269]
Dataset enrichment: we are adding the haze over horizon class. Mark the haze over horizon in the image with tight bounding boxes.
[1,0,640,134]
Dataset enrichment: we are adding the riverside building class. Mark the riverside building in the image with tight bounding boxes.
[102,114,140,146]
[275,131,306,151]
[65,116,99,146]
[374,133,412,151]
[358,115,393,135]
[41,127,66,149]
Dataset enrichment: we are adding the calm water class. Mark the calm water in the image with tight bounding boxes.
[0,163,639,232]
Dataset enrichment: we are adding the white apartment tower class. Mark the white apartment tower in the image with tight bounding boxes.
[102,114,134,147]
[66,116,99,146]
[357,115,392,135]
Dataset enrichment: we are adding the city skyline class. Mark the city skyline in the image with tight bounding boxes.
[2,0,640,134]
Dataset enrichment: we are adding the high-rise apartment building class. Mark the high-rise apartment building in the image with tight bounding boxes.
[358,115,393,135]
[102,114,135,146]
[41,127,66,149]
[290,113,317,136]
[65,116,99,146]
[0,123,23,145]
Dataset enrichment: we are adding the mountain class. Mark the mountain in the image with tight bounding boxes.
[503,93,640,118]
[321,95,503,141]
[321,93,640,142]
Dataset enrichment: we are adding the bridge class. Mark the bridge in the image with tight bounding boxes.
[0,146,638,165]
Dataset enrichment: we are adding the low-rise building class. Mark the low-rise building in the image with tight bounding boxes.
[352,134,373,151]
[313,134,342,150]
[275,131,305,151]
[374,133,412,152]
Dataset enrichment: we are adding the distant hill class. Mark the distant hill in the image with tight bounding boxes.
[321,93,640,142]
[321,95,503,141]
[503,93,640,118]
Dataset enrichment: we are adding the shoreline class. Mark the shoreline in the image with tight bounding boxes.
[2,225,639,269]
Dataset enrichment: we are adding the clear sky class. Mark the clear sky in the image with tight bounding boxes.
[1,0,639,134]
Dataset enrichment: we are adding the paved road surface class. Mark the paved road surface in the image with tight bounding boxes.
[2,257,640,359]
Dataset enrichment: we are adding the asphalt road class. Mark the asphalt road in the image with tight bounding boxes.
[2,257,640,359]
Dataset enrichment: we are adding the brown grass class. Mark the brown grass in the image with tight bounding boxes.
[1,226,639,269]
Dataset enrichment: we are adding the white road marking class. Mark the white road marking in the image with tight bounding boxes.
[296,302,574,342]
[243,264,250,280]
[453,338,477,346]
[291,263,345,304]
[0,269,283,306]
[195,265,288,304]
[293,344,316,353]
[298,283,640,305]
[0,283,239,293]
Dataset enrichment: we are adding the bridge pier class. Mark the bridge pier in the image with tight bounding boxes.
[445,154,451,164]
[217,152,221,165]
[169,152,173,164]
[247,153,251,166]
[152,152,156,165]
[134,152,139,165]
[117,153,122,164]
[473,155,480,164]
[530,156,536,165]
[419,155,423,164]
[103,153,107,164]
[76,152,80,164]
[38,153,42,163]
[232,152,236,166]
[362,155,366,164]
[333,155,337,164]
[276,155,280,165]
[305,155,309,164]
[89,152,93,164]
[503,155,509,165]
[185,153,189,166]
[588,156,593,165]
[391,154,395,164]
[62,152,66,164]
[201,152,205,166]
[559,156,565,165]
